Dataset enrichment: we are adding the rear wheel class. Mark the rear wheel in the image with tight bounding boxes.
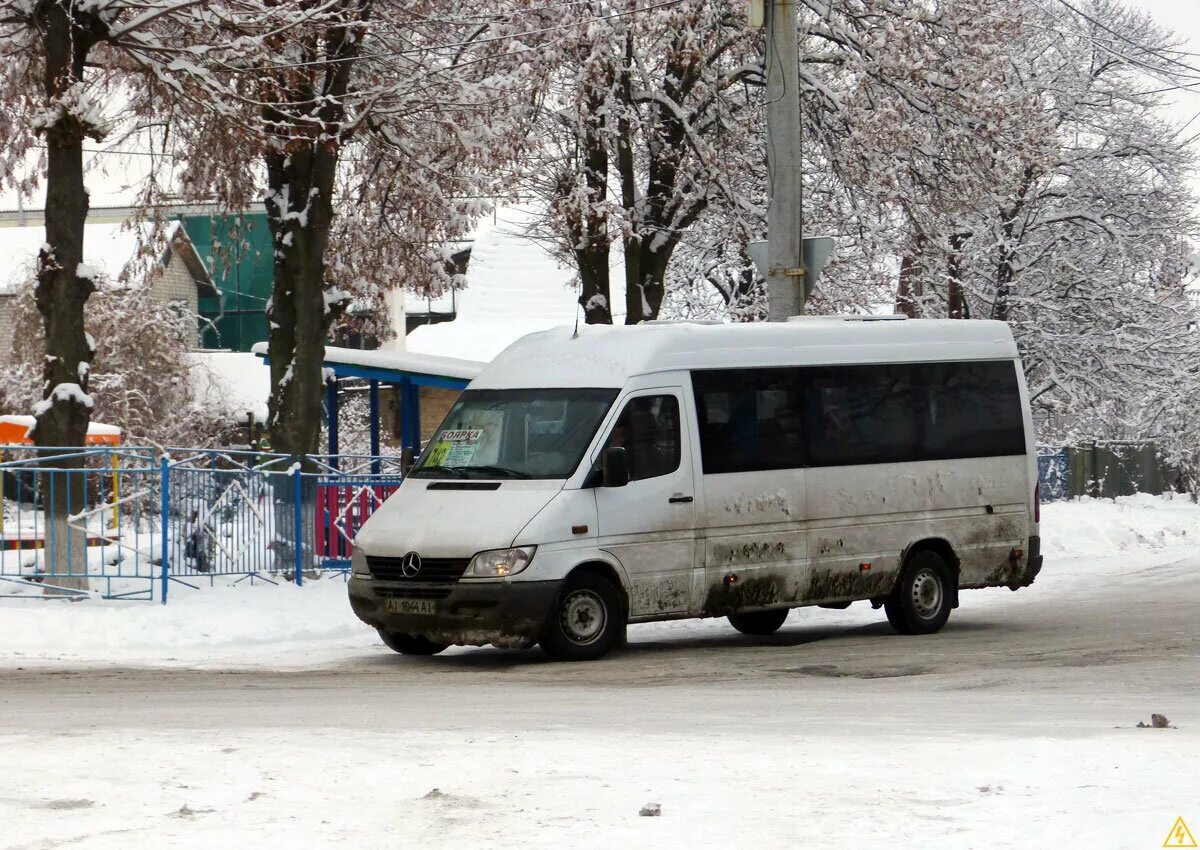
[884,551,953,635]
[377,629,449,656]
[540,571,623,661]
[728,607,790,636]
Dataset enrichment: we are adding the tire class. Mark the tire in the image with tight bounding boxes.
[377,629,449,656]
[540,571,623,661]
[884,550,953,635]
[728,608,790,636]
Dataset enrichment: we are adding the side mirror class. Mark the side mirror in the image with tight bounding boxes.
[401,447,415,475]
[601,446,630,488]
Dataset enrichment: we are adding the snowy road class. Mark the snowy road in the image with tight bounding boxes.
[3,540,1199,849]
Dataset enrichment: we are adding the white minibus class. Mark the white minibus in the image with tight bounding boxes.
[349,318,1042,660]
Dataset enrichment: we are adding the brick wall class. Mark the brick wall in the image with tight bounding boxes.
[0,293,15,362]
[372,385,461,448]
[148,254,200,315]
[419,387,461,441]
[147,252,203,346]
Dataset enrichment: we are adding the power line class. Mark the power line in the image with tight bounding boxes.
[1049,0,1200,80]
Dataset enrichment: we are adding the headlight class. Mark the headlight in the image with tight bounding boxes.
[465,546,536,578]
[351,549,370,577]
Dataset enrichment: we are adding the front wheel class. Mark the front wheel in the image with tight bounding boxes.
[377,629,449,656]
[884,551,953,635]
[728,608,790,636]
[540,572,623,661]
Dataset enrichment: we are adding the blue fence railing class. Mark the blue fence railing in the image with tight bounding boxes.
[0,447,405,603]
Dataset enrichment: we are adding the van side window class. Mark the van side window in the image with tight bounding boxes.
[691,360,1026,473]
[691,369,804,474]
[913,361,1025,459]
[606,395,681,481]
[804,365,918,466]
[804,361,1025,467]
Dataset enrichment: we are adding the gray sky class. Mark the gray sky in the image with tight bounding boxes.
[2,3,1198,214]
[1134,0,1200,133]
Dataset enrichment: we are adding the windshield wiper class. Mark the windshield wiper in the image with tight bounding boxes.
[457,465,533,480]
[412,464,469,478]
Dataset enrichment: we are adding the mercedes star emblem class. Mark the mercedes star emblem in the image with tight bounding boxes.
[400,551,422,578]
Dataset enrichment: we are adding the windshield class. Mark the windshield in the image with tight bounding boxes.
[410,388,619,480]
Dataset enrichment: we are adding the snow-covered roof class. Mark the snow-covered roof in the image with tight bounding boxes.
[0,220,209,294]
[187,351,271,424]
[321,345,484,382]
[405,206,626,362]
[249,342,485,384]
[470,318,1020,390]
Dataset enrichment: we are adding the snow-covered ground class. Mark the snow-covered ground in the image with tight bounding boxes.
[2,495,1198,849]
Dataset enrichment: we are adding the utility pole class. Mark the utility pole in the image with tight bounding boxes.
[762,0,804,321]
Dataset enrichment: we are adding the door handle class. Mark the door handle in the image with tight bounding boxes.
[669,495,694,504]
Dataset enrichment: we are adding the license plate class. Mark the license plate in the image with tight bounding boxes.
[385,598,437,615]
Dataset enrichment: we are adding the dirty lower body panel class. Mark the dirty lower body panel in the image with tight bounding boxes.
[965,534,1043,590]
[348,576,561,648]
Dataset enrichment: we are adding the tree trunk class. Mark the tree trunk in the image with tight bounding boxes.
[947,231,970,319]
[993,241,1015,323]
[625,241,676,325]
[896,235,925,319]
[619,36,705,325]
[264,149,335,460]
[992,166,1036,323]
[32,3,106,593]
[263,144,338,576]
[575,85,612,325]
[258,6,365,576]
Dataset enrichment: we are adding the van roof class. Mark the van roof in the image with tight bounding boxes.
[468,317,1020,390]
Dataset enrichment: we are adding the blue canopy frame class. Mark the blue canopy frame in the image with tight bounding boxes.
[253,345,479,472]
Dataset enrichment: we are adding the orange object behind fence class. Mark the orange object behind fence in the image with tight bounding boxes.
[0,415,124,534]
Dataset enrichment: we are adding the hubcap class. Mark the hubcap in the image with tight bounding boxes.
[561,589,607,645]
[910,567,943,619]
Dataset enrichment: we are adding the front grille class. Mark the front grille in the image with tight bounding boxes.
[366,555,470,584]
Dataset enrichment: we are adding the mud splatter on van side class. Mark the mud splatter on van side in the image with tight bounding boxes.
[702,574,788,615]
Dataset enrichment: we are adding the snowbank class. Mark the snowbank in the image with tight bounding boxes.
[0,494,1196,669]
[1042,493,1200,557]
[0,577,373,668]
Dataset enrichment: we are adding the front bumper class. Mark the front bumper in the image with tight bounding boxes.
[348,575,562,648]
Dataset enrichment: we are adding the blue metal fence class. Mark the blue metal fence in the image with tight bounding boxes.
[0,447,162,600]
[0,446,404,603]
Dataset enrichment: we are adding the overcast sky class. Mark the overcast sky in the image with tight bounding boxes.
[1134,0,1200,130]
[2,3,1199,214]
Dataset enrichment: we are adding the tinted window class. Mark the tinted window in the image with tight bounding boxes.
[690,360,1025,473]
[804,365,918,466]
[691,369,804,473]
[912,361,1025,460]
[804,360,1025,467]
[606,395,681,481]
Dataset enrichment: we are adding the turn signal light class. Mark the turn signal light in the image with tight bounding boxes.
[859,562,872,571]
